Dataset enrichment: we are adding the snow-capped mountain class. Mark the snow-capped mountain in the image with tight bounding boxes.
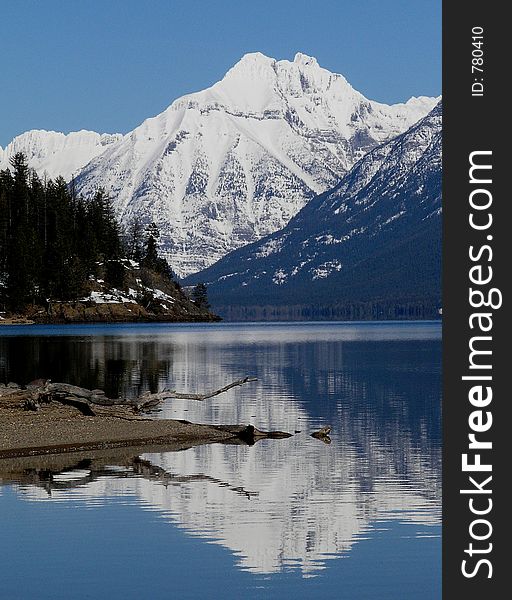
[186,102,442,314]
[0,130,122,181]
[64,52,436,277]
[1,53,438,277]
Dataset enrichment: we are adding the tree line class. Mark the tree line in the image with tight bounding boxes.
[215,300,441,322]
[0,152,208,312]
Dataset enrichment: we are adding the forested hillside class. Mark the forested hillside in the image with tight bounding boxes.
[0,153,216,323]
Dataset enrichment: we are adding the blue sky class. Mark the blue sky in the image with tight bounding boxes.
[0,0,441,146]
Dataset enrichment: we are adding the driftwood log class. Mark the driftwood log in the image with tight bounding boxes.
[0,377,258,417]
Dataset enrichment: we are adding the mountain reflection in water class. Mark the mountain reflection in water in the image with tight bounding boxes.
[0,322,441,579]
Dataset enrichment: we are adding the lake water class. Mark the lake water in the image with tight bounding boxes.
[0,321,441,599]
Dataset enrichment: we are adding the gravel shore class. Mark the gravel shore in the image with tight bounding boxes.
[0,394,258,459]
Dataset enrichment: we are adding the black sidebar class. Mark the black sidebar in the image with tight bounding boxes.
[443,2,507,597]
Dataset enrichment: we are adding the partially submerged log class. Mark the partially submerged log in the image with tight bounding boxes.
[214,424,292,443]
[1,377,258,417]
[0,422,293,460]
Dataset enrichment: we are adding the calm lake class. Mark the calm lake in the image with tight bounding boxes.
[0,321,441,599]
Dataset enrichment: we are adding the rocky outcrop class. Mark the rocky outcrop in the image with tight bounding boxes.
[2,260,219,324]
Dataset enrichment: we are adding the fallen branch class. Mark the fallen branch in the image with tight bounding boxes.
[171,376,258,400]
[1,377,258,417]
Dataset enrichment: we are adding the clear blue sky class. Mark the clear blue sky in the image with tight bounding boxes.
[0,0,441,147]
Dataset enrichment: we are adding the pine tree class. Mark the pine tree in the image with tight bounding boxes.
[143,222,160,269]
[140,222,177,281]
[192,282,210,310]
[125,216,145,262]
[5,153,38,308]
[40,176,87,301]
[0,168,14,292]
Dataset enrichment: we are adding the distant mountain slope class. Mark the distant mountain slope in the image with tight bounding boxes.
[185,102,442,318]
[0,130,122,181]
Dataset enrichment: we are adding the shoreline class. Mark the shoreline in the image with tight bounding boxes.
[0,317,443,328]
[0,313,220,326]
[0,395,289,460]
[0,319,36,325]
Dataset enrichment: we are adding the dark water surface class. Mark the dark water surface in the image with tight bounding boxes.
[0,321,441,599]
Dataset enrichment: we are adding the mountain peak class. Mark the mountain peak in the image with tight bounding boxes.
[225,52,276,75]
[293,52,319,68]
[225,51,323,81]
[238,51,274,63]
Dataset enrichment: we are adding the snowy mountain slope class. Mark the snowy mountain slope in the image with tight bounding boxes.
[69,52,438,276]
[0,130,122,181]
[185,102,442,313]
